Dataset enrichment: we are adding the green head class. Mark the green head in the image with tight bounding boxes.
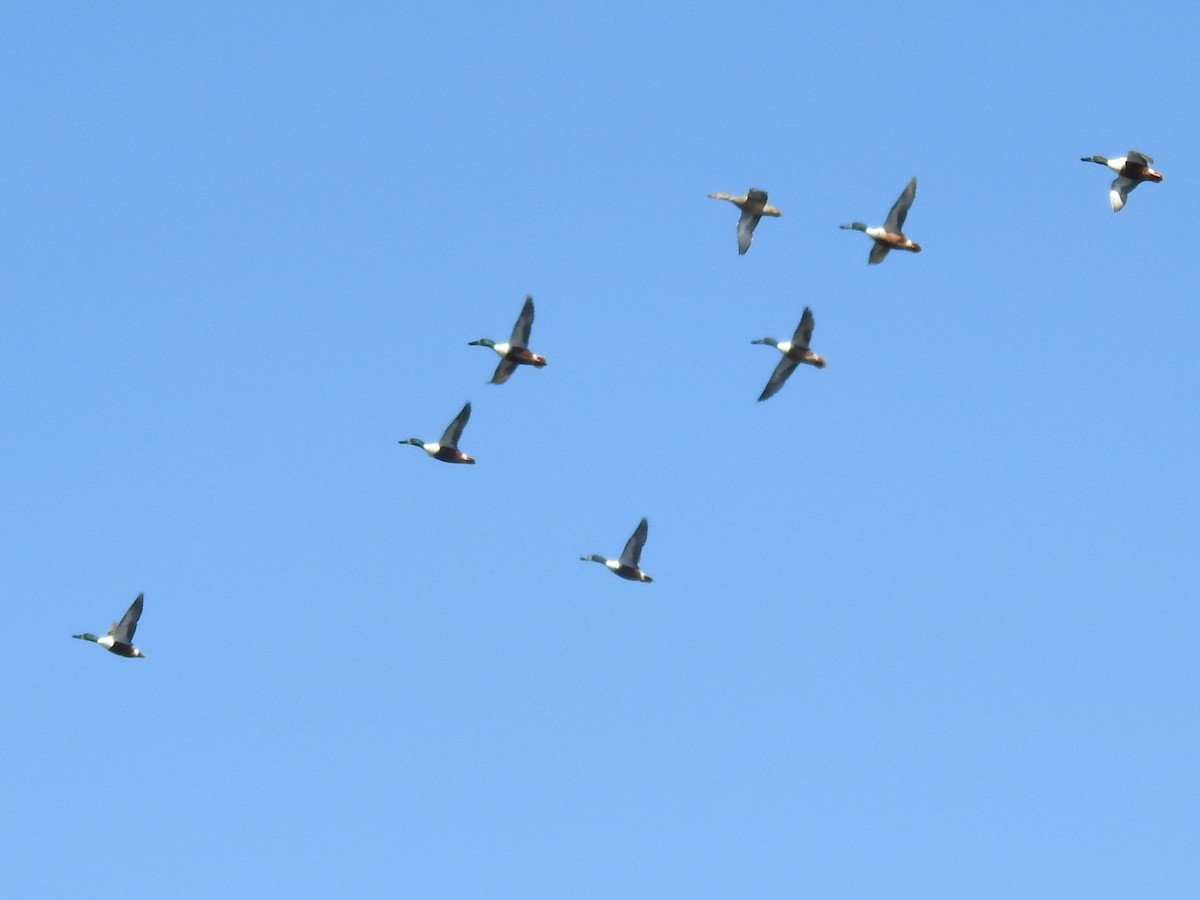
[581,554,607,564]
[400,438,425,448]
[751,337,778,348]
[72,632,99,643]
[840,222,868,232]
[468,338,496,348]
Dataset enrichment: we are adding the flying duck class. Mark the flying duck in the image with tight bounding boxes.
[400,402,476,464]
[1081,151,1163,211]
[73,593,146,658]
[581,517,653,582]
[752,307,826,401]
[840,177,922,263]
[468,295,547,384]
[708,189,782,254]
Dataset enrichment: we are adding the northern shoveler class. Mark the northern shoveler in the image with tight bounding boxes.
[1081,151,1162,212]
[73,593,146,658]
[468,295,547,384]
[400,402,476,464]
[708,189,782,254]
[752,307,826,401]
[581,517,653,582]
[840,177,921,263]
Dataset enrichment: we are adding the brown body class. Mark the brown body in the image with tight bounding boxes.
[505,347,547,367]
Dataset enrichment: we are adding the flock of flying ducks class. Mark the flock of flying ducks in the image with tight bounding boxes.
[72,151,1164,657]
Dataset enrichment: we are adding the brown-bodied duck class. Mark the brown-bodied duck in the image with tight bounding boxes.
[1081,151,1162,212]
[73,593,147,658]
[840,178,921,263]
[468,295,547,384]
[752,307,826,401]
[581,518,653,582]
[401,402,476,464]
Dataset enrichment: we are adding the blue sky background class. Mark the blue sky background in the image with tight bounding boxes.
[3,2,1197,897]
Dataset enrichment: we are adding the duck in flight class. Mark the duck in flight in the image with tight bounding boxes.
[468,295,547,384]
[708,188,782,254]
[752,307,826,402]
[840,177,922,264]
[581,517,653,582]
[1080,151,1162,212]
[73,593,147,658]
[400,402,476,464]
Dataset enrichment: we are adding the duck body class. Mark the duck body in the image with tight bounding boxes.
[406,440,475,464]
[401,402,476,464]
[73,593,146,658]
[588,558,653,582]
[469,296,547,384]
[581,518,653,583]
[752,307,825,401]
[1081,151,1162,211]
[94,636,144,657]
[708,188,782,254]
[473,341,547,369]
[840,178,921,263]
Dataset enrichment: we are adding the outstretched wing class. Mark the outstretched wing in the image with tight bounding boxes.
[490,359,518,385]
[109,593,144,643]
[884,178,917,233]
[758,356,799,402]
[791,307,815,350]
[440,402,472,446]
[1110,176,1137,212]
[736,209,761,254]
[509,295,535,347]
[619,518,649,568]
[1126,150,1153,167]
[868,242,891,265]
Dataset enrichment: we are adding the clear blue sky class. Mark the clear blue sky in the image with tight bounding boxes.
[3,2,1197,897]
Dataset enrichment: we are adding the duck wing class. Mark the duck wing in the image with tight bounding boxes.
[109,593,144,643]
[791,307,815,350]
[440,402,472,446]
[490,359,518,385]
[868,242,891,265]
[509,295,535,347]
[758,355,799,401]
[619,518,649,568]
[1126,150,1153,167]
[884,178,917,233]
[736,208,761,254]
[1109,176,1137,212]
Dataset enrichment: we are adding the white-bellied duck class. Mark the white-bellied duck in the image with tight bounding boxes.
[73,593,146,658]
[840,178,921,263]
[581,517,653,582]
[1081,151,1162,212]
[752,307,826,401]
[468,295,547,384]
[400,402,476,464]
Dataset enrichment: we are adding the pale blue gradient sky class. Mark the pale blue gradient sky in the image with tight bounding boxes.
[3,2,1198,897]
